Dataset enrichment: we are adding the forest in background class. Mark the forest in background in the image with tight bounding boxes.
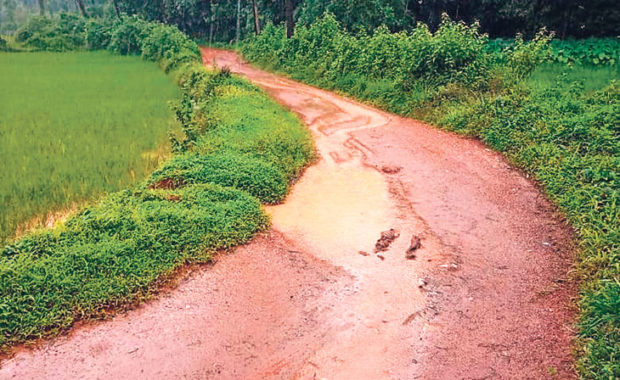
[2,0,619,40]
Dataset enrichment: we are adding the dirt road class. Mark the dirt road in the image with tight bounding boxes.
[0,49,576,379]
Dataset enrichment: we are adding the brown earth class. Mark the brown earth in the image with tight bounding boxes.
[0,48,577,379]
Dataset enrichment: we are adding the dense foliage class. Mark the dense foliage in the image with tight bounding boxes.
[113,0,620,40]
[13,13,201,72]
[242,14,619,379]
[0,16,314,350]
[242,14,550,112]
[3,0,618,40]
[297,0,620,38]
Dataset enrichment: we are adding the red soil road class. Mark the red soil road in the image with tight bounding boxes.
[0,48,576,379]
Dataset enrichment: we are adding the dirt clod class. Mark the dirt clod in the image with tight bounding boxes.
[165,194,181,202]
[149,177,186,190]
[402,311,422,325]
[405,235,422,259]
[381,165,402,174]
[374,228,400,253]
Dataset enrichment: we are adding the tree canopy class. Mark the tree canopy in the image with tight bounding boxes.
[2,0,619,40]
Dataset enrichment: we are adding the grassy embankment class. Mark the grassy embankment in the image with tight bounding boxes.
[0,51,178,243]
[0,16,313,351]
[241,16,619,378]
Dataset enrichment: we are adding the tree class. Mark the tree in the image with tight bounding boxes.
[235,0,241,43]
[75,0,89,17]
[252,0,261,34]
[111,0,120,17]
[37,0,45,16]
[285,0,294,37]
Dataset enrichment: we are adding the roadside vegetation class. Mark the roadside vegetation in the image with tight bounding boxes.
[0,51,178,244]
[0,15,313,351]
[241,15,619,378]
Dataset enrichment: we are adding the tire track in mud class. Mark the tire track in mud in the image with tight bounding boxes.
[0,49,576,379]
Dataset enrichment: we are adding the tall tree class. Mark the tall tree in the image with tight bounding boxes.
[111,0,120,17]
[75,0,88,17]
[199,0,211,37]
[37,0,45,16]
[252,0,261,34]
[235,0,241,43]
[285,0,294,37]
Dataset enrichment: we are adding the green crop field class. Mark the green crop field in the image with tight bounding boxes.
[0,51,179,243]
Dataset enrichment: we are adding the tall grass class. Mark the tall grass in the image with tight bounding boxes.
[0,51,179,243]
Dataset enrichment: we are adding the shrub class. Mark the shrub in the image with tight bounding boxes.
[85,19,113,50]
[15,16,52,42]
[140,23,200,72]
[486,37,620,67]
[550,38,620,66]
[148,152,289,203]
[243,13,493,91]
[18,13,87,52]
[13,15,200,71]
[107,16,152,55]
[507,29,553,80]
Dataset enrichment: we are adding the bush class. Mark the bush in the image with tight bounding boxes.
[140,23,200,72]
[243,13,493,91]
[486,37,620,67]
[550,38,620,66]
[13,15,200,72]
[15,13,87,52]
[85,19,113,50]
[506,29,553,80]
[107,16,152,55]
[15,16,52,42]
[148,152,289,204]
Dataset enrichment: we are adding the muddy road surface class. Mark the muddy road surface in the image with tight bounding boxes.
[0,49,576,379]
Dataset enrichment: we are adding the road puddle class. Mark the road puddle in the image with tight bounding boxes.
[267,160,391,267]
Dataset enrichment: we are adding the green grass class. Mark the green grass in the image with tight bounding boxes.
[528,63,620,92]
[0,51,179,243]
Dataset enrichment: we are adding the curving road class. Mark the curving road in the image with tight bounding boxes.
[0,48,576,379]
